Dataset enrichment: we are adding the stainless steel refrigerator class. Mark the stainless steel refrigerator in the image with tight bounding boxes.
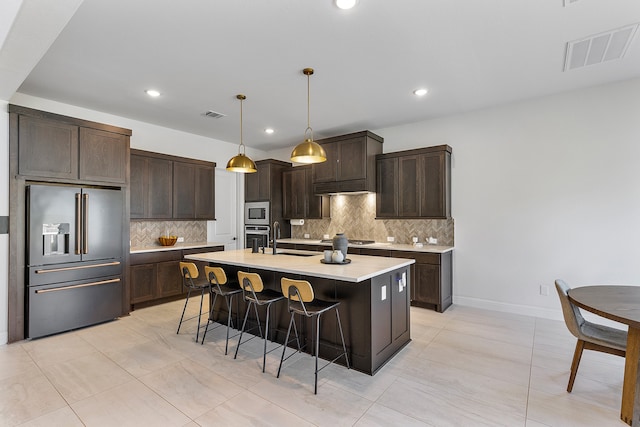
[26,184,124,338]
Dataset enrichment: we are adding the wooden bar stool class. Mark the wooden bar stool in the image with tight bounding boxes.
[200,266,242,354]
[234,271,285,372]
[277,277,349,394]
[177,262,211,343]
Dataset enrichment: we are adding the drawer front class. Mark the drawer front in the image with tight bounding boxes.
[29,260,122,286]
[130,250,182,265]
[392,251,441,265]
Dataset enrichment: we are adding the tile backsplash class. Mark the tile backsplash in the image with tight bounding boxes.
[130,221,207,247]
[290,193,454,246]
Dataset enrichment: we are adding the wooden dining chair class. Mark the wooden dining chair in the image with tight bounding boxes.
[555,279,627,392]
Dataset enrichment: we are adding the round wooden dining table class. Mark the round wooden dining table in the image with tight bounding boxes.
[569,285,640,426]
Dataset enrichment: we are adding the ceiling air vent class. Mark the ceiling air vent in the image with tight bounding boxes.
[203,110,226,119]
[564,23,639,71]
[563,0,580,6]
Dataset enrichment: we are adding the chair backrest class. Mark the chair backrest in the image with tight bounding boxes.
[281,278,314,302]
[179,262,199,280]
[205,266,227,285]
[237,271,264,293]
[555,279,586,339]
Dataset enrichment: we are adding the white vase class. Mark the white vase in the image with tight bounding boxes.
[331,250,344,263]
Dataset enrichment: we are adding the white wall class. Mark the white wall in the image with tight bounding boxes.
[370,77,640,320]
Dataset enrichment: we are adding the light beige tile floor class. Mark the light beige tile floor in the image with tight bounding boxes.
[0,299,628,426]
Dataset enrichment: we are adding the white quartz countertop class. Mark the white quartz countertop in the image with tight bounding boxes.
[130,241,225,254]
[277,238,454,254]
[185,248,414,283]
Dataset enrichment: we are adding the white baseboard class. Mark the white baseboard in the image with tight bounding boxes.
[0,331,7,345]
[453,296,565,322]
[453,296,626,330]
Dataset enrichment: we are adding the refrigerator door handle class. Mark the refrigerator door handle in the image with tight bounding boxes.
[35,261,121,274]
[34,278,120,294]
[82,193,89,254]
[75,193,82,255]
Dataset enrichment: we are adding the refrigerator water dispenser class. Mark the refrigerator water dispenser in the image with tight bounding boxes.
[42,223,70,256]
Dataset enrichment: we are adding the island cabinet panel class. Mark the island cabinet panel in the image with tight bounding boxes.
[16,111,130,185]
[376,145,452,219]
[312,131,383,195]
[205,261,411,375]
[129,246,223,309]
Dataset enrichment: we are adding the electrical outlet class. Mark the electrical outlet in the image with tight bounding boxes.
[304,233,310,239]
[540,285,549,296]
[177,237,184,243]
[387,236,395,243]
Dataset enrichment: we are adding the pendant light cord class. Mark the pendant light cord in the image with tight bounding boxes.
[239,97,244,155]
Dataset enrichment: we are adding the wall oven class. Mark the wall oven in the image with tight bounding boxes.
[245,201,269,226]
[245,225,270,248]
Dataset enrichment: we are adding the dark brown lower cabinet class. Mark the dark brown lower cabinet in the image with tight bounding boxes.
[129,246,223,309]
[278,242,452,312]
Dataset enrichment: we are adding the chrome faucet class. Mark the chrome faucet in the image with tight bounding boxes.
[272,221,281,255]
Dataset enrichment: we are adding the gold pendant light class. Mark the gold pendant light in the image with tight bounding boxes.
[290,68,327,164]
[226,94,257,173]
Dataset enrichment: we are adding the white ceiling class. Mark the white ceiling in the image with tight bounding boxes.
[6,0,640,151]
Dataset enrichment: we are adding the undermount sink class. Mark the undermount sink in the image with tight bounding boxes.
[274,250,316,257]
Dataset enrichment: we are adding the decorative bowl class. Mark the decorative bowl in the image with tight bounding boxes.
[158,236,178,246]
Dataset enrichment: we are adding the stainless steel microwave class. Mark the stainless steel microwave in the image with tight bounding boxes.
[244,201,270,225]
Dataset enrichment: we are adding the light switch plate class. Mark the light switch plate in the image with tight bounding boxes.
[304,233,310,239]
[177,237,184,243]
[381,285,387,301]
[387,236,395,242]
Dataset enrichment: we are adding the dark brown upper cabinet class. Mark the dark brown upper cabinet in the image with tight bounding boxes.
[282,165,329,219]
[130,149,215,220]
[130,154,173,219]
[311,131,383,195]
[13,106,130,185]
[376,145,452,219]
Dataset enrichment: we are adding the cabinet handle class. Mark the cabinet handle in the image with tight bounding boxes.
[35,261,121,274]
[35,278,120,294]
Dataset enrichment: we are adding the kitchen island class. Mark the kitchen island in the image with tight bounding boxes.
[185,248,414,375]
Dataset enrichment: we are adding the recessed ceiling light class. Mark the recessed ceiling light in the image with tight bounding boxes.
[264,128,275,134]
[413,88,428,97]
[145,89,161,97]
[335,0,358,10]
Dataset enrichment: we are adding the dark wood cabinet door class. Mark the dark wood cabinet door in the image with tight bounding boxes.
[398,156,420,217]
[130,263,157,304]
[195,164,215,219]
[245,164,270,201]
[392,268,410,340]
[18,115,79,179]
[420,152,446,218]
[173,161,196,218]
[282,167,306,219]
[129,155,147,219]
[376,157,398,217]
[414,263,440,306]
[157,260,184,298]
[305,166,328,219]
[338,137,367,181]
[147,157,173,218]
[312,141,338,183]
[79,127,127,183]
